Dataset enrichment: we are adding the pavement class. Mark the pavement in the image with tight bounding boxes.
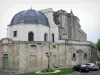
[0,71,13,75]
[65,70,100,75]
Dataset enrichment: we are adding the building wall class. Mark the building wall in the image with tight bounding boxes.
[40,8,59,42]
[53,10,69,40]
[0,38,97,73]
[7,24,59,42]
[51,9,87,41]
[0,38,20,72]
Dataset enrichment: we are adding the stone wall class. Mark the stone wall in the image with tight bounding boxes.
[0,38,20,72]
[0,38,97,73]
[53,9,87,41]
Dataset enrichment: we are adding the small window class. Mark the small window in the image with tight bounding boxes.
[84,53,87,58]
[30,45,36,47]
[52,33,55,42]
[44,33,48,42]
[13,31,17,37]
[53,45,56,48]
[73,53,76,58]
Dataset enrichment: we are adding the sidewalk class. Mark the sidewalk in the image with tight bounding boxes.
[0,70,13,75]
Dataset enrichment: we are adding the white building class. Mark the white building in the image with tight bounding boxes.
[7,8,59,42]
[0,8,97,73]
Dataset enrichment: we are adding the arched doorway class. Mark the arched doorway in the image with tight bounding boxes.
[77,50,83,64]
[28,32,34,41]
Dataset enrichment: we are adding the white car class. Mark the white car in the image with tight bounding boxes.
[94,61,100,69]
[85,63,99,70]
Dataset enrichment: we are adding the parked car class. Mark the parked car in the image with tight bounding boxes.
[94,61,100,69]
[73,64,90,72]
[85,63,99,71]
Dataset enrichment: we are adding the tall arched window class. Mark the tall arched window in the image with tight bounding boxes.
[73,53,76,58]
[84,53,87,60]
[52,33,54,42]
[72,53,77,61]
[28,32,34,41]
[44,33,48,42]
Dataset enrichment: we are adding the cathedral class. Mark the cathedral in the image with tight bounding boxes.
[0,8,97,73]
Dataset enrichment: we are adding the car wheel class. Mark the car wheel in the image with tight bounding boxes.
[97,69,99,71]
[79,69,82,72]
[87,69,90,72]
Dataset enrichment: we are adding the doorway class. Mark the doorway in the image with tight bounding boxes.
[78,54,82,64]
[3,54,8,70]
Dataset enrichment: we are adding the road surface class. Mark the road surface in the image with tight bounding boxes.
[65,70,100,75]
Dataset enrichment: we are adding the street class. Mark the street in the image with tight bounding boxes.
[0,70,100,75]
[66,70,100,75]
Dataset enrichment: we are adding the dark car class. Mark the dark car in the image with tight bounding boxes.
[73,64,90,72]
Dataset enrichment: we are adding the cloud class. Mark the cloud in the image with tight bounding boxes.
[86,24,100,42]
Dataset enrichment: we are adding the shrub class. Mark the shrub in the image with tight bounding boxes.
[41,68,54,72]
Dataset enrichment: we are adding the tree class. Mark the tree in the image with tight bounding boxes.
[96,39,100,52]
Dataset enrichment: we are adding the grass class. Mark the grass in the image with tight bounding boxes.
[14,67,74,75]
[57,67,74,74]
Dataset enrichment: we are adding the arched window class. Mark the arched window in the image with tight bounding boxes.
[44,33,48,42]
[84,53,87,60]
[72,53,77,61]
[28,32,34,41]
[73,53,76,58]
[52,33,54,42]
[84,53,87,58]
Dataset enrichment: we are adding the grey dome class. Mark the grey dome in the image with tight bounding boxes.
[10,9,49,26]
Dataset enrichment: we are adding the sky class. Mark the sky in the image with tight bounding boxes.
[0,0,100,43]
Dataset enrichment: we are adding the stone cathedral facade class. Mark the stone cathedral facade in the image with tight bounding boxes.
[0,8,97,73]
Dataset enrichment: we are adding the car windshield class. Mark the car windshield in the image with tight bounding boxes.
[76,64,81,66]
[85,63,95,66]
[85,64,90,65]
[97,61,100,63]
[95,61,100,64]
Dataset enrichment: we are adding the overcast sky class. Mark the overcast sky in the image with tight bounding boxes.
[0,0,100,43]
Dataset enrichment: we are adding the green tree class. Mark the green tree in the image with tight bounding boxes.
[96,39,100,52]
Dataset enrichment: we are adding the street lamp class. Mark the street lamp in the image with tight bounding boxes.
[45,52,52,68]
[45,25,57,68]
[61,33,68,66]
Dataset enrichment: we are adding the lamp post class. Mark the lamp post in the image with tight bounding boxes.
[45,52,52,68]
[61,33,68,66]
[45,25,57,68]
